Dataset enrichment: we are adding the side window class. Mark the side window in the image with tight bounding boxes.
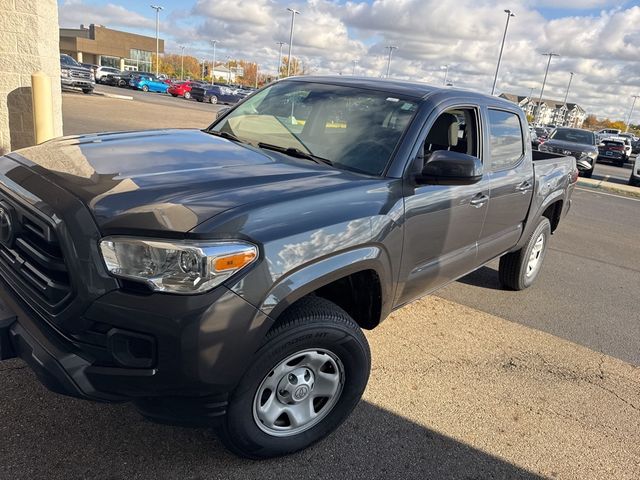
[487,109,524,171]
[423,107,479,161]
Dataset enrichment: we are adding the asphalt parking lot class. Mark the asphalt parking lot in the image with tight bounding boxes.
[1,92,638,479]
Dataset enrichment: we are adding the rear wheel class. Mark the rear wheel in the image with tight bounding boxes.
[499,217,551,291]
[209,95,218,104]
[142,85,149,92]
[184,91,191,99]
[216,297,370,459]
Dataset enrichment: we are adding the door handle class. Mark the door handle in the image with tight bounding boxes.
[469,193,489,208]
[515,181,532,193]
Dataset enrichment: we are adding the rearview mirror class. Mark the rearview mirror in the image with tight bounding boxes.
[216,107,230,119]
[416,150,483,186]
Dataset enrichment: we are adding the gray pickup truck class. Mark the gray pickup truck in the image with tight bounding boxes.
[60,54,95,94]
[0,77,577,459]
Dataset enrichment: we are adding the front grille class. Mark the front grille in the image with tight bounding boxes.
[0,194,72,314]
[70,70,91,80]
[548,146,581,159]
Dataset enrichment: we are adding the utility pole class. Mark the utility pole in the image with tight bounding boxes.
[276,41,285,80]
[491,9,515,95]
[227,56,232,84]
[352,59,358,75]
[441,64,449,85]
[179,45,185,81]
[562,72,574,126]
[150,5,163,76]
[201,58,205,81]
[535,52,559,124]
[625,95,640,133]
[286,8,301,77]
[210,40,218,84]
[385,46,397,78]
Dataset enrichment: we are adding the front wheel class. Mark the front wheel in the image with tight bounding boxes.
[141,85,149,92]
[216,297,371,459]
[184,91,191,99]
[82,89,93,94]
[499,217,551,291]
[209,95,218,104]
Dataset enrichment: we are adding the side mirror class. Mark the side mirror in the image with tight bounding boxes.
[216,107,230,119]
[416,150,483,186]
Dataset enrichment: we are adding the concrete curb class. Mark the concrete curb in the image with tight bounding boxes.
[93,90,133,101]
[577,177,640,198]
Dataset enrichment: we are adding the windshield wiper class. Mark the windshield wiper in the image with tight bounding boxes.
[257,142,333,166]
[207,130,241,142]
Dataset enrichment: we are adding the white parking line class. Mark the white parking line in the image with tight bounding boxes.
[575,187,640,202]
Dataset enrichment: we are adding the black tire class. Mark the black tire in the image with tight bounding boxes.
[82,89,93,94]
[171,93,178,97]
[582,168,593,178]
[216,296,371,459]
[196,98,203,102]
[617,160,624,168]
[209,95,218,104]
[499,217,551,291]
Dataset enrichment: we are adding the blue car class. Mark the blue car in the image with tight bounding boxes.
[190,84,244,104]
[130,75,169,93]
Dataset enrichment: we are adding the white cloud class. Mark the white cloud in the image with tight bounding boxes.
[58,0,640,121]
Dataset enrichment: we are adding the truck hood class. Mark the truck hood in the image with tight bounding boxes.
[542,139,597,154]
[9,129,359,234]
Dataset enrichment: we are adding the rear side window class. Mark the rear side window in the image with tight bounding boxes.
[487,109,524,171]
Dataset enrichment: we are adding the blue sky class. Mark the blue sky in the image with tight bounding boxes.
[57,0,640,120]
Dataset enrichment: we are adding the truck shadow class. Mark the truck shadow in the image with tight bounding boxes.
[455,265,503,290]
[1,362,542,480]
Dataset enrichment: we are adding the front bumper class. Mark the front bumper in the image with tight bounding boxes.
[61,78,94,90]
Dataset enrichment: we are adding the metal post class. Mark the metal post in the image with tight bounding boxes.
[385,46,397,78]
[210,40,218,84]
[227,56,232,84]
[625,95,639,133]
[562,72,574,126]
[150,5,163,76]
[491,9,515,95]
[441,64,449,85]
[276,41,285,80]
[352,59,358,75]
[201,58,205,81]
[286,8,300,77]
[535,52,559,124]
[179,45,185,81]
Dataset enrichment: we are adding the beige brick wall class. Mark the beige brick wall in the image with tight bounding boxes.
[0,0,63,155]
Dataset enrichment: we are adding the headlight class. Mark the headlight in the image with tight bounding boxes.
[587,151,598,160]
[61,69,70,78]
[99,237,258,294]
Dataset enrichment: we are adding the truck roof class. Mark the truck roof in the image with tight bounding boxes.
[285,76,512,107]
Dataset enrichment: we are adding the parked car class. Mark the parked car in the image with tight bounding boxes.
[190,84,244,104]
[533,127,550,149]
[129,75,169,93]
[597,128,621,137]
[95,66,122,84]
[620,137,632,161]
[629,155,640,186]
[631,138,640,154]
[538,127,598,177]
[167,80,202,99]
[598,138,627,167]
[0,77,577,459]
[60,54,94,94]
[107,71,145,88]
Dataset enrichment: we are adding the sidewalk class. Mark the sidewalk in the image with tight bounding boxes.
[577,176,640,198]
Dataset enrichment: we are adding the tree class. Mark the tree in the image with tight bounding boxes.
[279,56,304,78]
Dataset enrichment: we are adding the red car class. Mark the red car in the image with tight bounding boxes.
[167,81,201,99]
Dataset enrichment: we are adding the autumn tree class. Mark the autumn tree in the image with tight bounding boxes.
[279,56,304,78]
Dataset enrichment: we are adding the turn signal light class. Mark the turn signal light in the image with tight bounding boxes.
[214,251,258,272]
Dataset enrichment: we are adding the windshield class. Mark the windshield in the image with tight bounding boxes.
[550,129,595,145]
[60,54,80,67]
[209,81,419,176]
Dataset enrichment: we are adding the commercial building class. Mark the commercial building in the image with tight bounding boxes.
[500,93,587,128]
[60,24,164,72]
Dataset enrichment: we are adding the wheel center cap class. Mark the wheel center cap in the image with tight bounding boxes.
[293,385,310,401]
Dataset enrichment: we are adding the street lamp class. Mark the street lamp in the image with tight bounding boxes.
[179,45,185,81]
[441,64,449,85]
[276,41,286,80]
[491,9,515,96]
[625,95,640,133]
[210,40,218,84]
[385,46,398,78]
[535,52,559,124]
[286,8,301,77]
[352,59,358,75]
[562,72,574,126]
[150,5,163,76]
[226,55,232,84]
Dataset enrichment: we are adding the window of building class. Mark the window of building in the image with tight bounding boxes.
[127,49,153,72]
[100,56,120,68]
[487,109,524,171]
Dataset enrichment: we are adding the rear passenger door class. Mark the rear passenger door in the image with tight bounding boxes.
[477,108,534,264]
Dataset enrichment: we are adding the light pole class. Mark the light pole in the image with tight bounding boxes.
[625,95,640,133]
[535,52,559,124]
[276,41,286,79]
[352,59,358,75]
[201,58,205,81]
[385,46,397,78]
[226,56,232,84]
[562,72,574,126]
[210,40,218,84]
[441,64,449,85]
[491,9,515,96]
[150,5,163,76]
[286,8,301,77]
[179,45,185,81]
